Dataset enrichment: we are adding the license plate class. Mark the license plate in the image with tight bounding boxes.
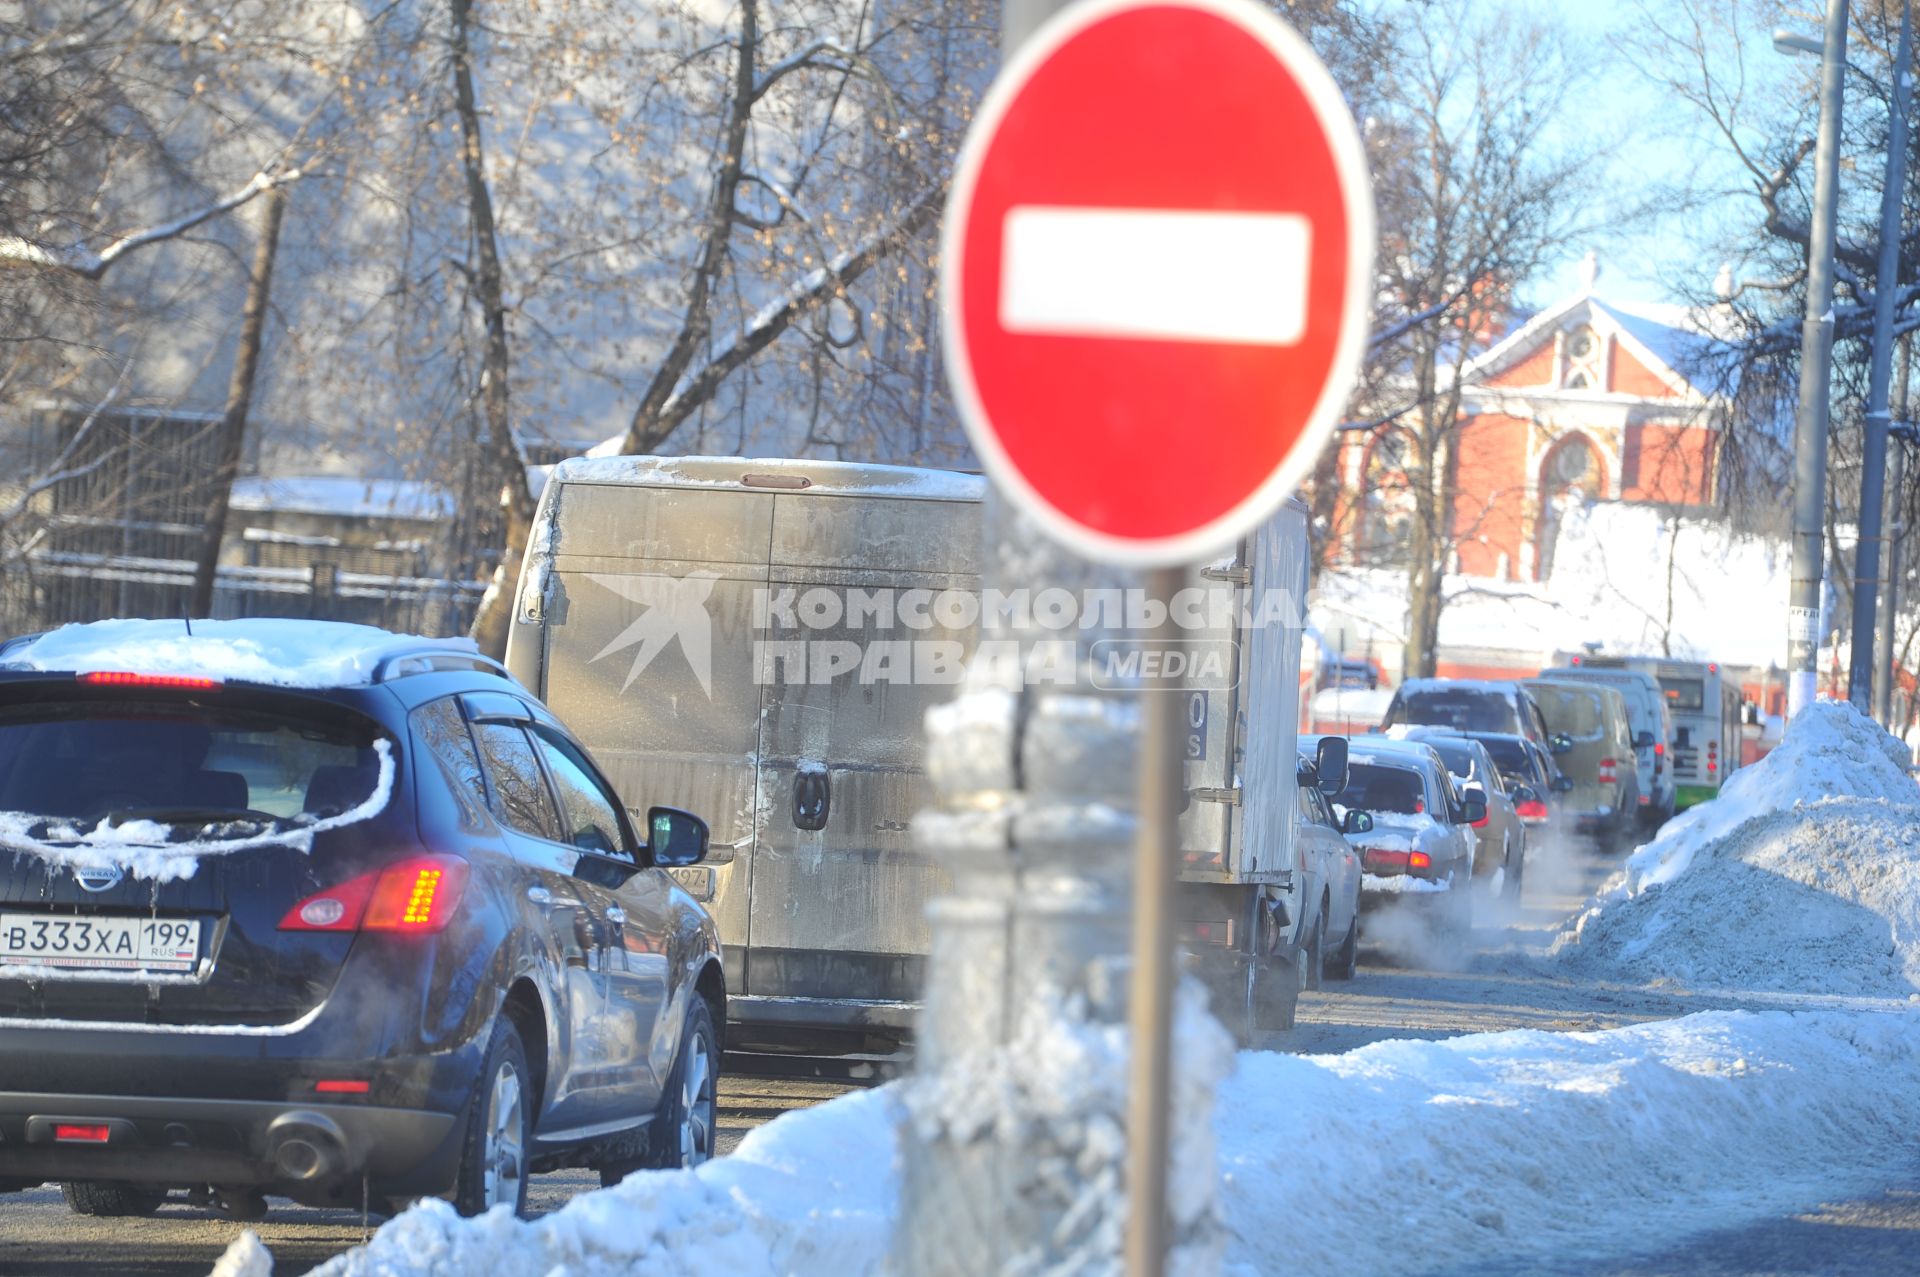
[0,914,202,974]
[667,866,715,901]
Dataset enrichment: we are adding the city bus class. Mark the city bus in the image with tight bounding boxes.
[1558,653,1742,809]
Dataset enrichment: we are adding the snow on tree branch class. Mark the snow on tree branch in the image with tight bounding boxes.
[0,166,302,281]
[629,183,944,451]
[752,39,861,102]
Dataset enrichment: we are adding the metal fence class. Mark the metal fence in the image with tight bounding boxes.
[0,551,485,640]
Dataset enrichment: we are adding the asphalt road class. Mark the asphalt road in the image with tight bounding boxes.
[3,835,1916,1276]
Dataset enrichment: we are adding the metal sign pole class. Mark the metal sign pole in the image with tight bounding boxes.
[1125,563,1182,1277]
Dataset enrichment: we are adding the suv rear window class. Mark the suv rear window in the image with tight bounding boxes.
[1395,689,1520,734]
[1335,763,1427,815]
[1528,684,1605,739]
[1475,736,1530,775]
[0,702,384,843]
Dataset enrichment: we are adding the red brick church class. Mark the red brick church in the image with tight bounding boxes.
[1331,272,1728,582]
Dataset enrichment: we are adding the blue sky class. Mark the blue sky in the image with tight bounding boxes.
[1361,0,1802,311]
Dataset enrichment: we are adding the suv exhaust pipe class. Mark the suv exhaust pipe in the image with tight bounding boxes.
[266,1111,348,1183]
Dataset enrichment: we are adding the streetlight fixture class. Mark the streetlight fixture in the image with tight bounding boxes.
[1773,27,1825,56]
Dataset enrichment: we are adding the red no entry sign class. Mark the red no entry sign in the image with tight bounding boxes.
[942,0,1374,566]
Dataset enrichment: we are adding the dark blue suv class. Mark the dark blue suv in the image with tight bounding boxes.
[0,619,724,1220]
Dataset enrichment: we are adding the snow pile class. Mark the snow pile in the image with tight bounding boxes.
[1220,1007,1920,1275]
[207,1232,271,1277]
[228,475,455,521]
[1,618,465,688]
[278,1006,1920,1277]
[1554,700,1920,996]
[311,1088,899,1277]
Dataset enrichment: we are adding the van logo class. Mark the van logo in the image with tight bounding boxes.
[587,571,719,697]
[74,864,123,893]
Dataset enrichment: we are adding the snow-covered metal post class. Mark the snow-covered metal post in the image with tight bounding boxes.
[894,3,1183,1272]
[1848,0,1912,712]
[896,498,1150,1274]
[1783,0,1851,718]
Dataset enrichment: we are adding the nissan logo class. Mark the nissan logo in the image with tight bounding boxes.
[74,865,124,893]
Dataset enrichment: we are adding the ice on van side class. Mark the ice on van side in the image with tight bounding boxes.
[0,617,465,689]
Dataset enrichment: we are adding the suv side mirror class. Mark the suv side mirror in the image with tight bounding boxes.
[1635,730,1656,749]
[1550,733,1574,755]
[646,806,710,867]
[1552,774,1575,793]
[1315,735,1350,795]
[1461,798,1487,824]
[1342,809,1373,835]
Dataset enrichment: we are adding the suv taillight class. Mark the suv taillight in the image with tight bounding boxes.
[280,855,470,934]
[1514,798,1549,821]
[1599,757,1618,784]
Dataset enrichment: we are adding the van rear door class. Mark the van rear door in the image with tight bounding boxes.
[747,491,980,1005]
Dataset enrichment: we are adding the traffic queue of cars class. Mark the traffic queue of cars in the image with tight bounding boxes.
[1321,663,1723,960]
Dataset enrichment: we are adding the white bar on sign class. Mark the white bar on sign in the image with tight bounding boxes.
[999,206,1311,345]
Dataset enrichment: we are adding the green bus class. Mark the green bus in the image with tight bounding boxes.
[1558,654,1742,809]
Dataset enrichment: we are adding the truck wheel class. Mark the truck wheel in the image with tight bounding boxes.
[453,1016,532,1218]
[1246,895,1299,1038]
[60,1181,166,1217]
[1302,907,1326,992]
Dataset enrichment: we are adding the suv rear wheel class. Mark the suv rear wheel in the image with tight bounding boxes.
[60,1181,166,1217]
[454,1016,532,1217]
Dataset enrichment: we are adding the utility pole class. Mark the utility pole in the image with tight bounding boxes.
[1849,0,1912,712]
[1877,336,1912,724]
[1786,0,1852,719]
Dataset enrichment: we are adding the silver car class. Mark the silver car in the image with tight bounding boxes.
[1330,739,1482,947]
[1386,727,1527,900]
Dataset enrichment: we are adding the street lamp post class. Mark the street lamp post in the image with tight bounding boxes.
[1783,0,1851,719]
[1848,0,1913,713]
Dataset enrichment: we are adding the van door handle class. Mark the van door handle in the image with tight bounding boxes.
[793,768,831,831]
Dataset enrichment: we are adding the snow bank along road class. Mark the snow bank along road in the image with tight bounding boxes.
[0,855,1648,1277]
[5,702,1918,1276]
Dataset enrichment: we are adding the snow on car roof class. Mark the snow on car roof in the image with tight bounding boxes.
[0,618,471,689]
[1396,677,1526,697]
[1345,737,1446,769]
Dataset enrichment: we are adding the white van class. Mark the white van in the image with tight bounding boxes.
[505,456,984,1048]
